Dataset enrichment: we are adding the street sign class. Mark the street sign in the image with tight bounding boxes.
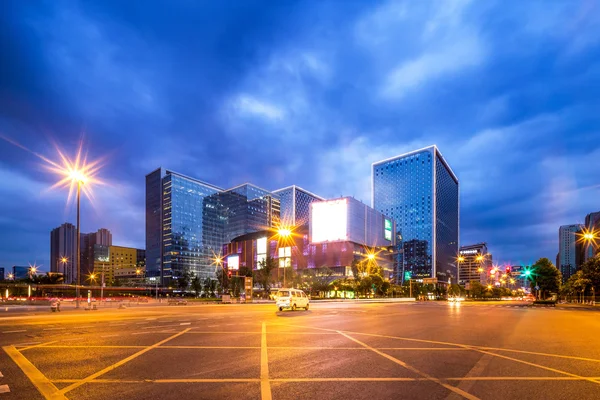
[423,278,438,284]
[534,285,540,290]
[404,271,412,281]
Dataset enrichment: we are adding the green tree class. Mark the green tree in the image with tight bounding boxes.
[565,270,591,302]
[215,268,230,293]
[177,269,192,291]
[190,275,202,297]
[530,258,561,299]
[581,256,600,295]
[469,281,485,298]
[255,257,277,292]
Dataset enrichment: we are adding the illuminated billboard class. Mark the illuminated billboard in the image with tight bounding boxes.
[311,199,348,243]
[384,218,392,241]
[256,237,267,268]
[227,254,239,270]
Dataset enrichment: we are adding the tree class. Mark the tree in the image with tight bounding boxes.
[255,257,277,293]
[177,269,192,291]
[469,281,485,298]
[564,270,591,302]
[215,268,230,293]
[581,255,600,295]
[530,258,561,299]
[190,275,202,298]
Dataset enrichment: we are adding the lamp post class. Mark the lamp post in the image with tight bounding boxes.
[277,227,292,288]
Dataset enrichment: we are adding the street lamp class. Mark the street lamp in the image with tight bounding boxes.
[29,265,37,280]
[7,273,14,281]
[275,226,294,288]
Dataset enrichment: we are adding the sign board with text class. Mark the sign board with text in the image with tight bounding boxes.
[422,278,438,284]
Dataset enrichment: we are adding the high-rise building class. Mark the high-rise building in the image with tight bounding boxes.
[12,266,30,280]
[0,267,4,280]
[459,243,492,285]
[146,169,281,286]
[372,145,459,283]
[558,224,583,282]
[92,245,145,285]
[273,186,324,227]
[81,228,112,278]
[50,222,77,284]
[584,212,600,262]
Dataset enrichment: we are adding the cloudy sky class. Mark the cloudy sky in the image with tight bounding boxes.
[1,0,599,271]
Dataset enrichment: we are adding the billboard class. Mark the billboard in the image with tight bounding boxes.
[311,199,348,243]
[384,218,392,241]
[256,237,267,268]
[227,254,239,270]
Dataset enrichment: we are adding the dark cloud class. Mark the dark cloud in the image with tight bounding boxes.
[0,0,599,270]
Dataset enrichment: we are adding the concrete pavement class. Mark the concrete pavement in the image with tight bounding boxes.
[1,301,600,399]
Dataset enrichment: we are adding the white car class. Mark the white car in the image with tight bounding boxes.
[276,288,309,311]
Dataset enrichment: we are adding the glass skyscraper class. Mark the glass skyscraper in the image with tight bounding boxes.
[146,169,281,286]
[273,186,324,227]
[372,145,459,283]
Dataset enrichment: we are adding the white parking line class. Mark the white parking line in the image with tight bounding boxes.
[0,384,10,394]
[180,323,191,326]
[0,371,3,377]
[2,330,26,334]
[43,328,66,331]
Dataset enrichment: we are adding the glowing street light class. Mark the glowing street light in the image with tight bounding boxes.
[7,273,14,281]
[45,143,103,309]
[476,255,484,262]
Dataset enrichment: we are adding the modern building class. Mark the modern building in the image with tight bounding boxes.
[372,145,459,283]
[458,243,492,285]
[0,267,4,280]
[92,245,145,285]
[50,223,77,284]
[273,185,325,227]
[11,266,30,280]
[81,228,112,278]
[222,196,397,281]
[146,169,281,287]
[558,224,583,282]
[584,212,600,262]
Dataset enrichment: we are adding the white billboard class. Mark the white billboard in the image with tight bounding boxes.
[227,254,239,270]
[311,199,348,243]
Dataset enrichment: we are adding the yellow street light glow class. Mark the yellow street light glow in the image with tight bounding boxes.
[477,267,484,273]
[60,257,68,263]
[476,255,484,262]
[8,273,14,280]
[457,256,465,262]
[487,285,492,290]
[278,228,292,237]
[367,253,376,260]
[510,278,515,284]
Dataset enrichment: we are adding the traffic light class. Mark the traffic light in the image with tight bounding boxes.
[228,270,232,278]
[506,266,511,273]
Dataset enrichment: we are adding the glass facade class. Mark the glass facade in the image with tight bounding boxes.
[372,146,459,282]
[162,173,222,284]
[146,172,282,286]
[273,186,323,227]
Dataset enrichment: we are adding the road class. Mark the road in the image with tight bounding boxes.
[1,300,600,400]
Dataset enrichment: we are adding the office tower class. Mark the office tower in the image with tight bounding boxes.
[81,228,112,278]
[372,145,459,283]
[273,186,324,227]
[146,169,281,286]
[558,224,583,282]
[50,222,77,284]
[458,243,492,285]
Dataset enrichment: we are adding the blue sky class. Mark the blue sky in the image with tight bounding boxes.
[1,0,599,271]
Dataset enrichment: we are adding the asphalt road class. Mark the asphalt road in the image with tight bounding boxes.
[1,300,600,400]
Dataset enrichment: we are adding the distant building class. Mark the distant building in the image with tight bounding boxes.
[12,266,30,280]
[50,223,77,284]
[0,267,4,280]
[372,145,459,283]
[458,243,492,285]
[510,265,529,290]
[93,245,145,285]
[81,228,112,278]
[273,185,324,227]
[558,224,583,282]
[584,212,600,262]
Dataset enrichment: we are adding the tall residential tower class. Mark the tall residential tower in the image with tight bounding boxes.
[372,145,459,283]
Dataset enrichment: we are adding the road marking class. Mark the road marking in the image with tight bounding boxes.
[338,331,480,400]
[2,330,26,334]
[48,376,600,384]
[261,322,272,400]
[136,322,149,325]
[19,341,59,352]
[446,353,495,400]
[0,385,9,394]
[101,334,119,338]
[0,371,3,378]
[469,348,600,386]
[59,328,191,395]
[2,345,67,399]
[76,326,94,329]
[179,322,191,326]
[42,328,66,331]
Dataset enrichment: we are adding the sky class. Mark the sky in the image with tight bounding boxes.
[1,0,599,272]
